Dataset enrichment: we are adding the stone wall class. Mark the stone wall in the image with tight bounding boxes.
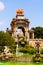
[14,57,32,62]
[29,39,43,48]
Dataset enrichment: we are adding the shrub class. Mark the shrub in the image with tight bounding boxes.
[28,48,36,54]
[40,49,43,54]
[19,46,36,54]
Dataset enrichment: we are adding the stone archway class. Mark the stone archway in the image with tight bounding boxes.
[17,26,25,36]
[10,9,34,41]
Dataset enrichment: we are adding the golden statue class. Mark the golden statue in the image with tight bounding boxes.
[16,9,24,15]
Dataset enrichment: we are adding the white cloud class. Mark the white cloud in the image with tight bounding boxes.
[0,2,5,11]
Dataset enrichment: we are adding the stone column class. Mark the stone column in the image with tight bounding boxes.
[12,27,17,41]
[28,32,30,39]
[25,27,29,41]
[32,33,34,39]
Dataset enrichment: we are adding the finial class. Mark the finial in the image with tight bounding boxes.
[16,9,24,15]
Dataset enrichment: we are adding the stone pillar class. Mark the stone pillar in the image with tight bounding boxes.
[28,33,30,39]
[25,27,29,41]
[32,33,34,39]
[12,27,17,42]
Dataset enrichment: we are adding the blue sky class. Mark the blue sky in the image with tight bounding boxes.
[0,0,43,31]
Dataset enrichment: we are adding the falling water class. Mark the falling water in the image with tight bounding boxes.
[16,44,19,57]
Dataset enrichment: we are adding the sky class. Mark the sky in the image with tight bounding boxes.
[0,0,43,31]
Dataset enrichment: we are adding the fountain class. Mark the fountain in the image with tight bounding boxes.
[16,44,19,57]
[16,43,23,57]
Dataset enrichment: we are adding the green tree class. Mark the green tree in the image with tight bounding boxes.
[32,27,43,38]
[0,31,15,53]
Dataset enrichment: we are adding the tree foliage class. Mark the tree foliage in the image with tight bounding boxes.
[32,27,43,38]
[0,31,15,53]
